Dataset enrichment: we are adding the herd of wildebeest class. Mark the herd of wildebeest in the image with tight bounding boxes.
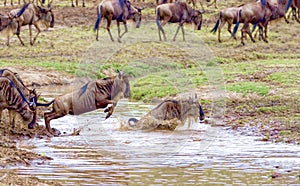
[0,68,204,135]
[0,0,299,135]
[0,0,299,45]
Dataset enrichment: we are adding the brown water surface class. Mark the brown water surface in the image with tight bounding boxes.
[2,86,300,185]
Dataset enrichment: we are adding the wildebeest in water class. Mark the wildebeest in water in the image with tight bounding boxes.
[0,69,38,128]
[0,77,36,129]
[9,2,55,45]
[127,94,205,130]
[36,71,130,136]
[94,0,143,42]
[155,2,204,41]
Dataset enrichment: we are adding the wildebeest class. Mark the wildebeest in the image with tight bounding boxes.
[36,71,130,135]
[94,0,143,42]
[0,69,38,128]
[158,0,205,9]
[210,6,242,42]
[71,0,85,7]
[253,0,293,41]
[206,0,217,9]
[0,3,29,46]
[9,2,55,45]
[127,94,204,130]
[0,77,36,129]
[231,0,268,45]
[155,2,203,41]
[4,0,23,6]
[157,0,176,5]
[290,0,300,22]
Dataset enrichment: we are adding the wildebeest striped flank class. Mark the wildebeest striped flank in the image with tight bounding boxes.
[0,77,36,129]
[37,71,130,135]
[0,69,38,128]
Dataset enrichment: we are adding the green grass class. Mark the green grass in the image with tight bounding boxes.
[266,71,300,86]
[257,106,287,114]
[227,82,269,96]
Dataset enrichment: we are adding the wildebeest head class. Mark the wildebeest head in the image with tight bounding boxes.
[38,4,55,28]
[128,6,143,28]
[112,71,130,99]
[0,15,13,31]
[180,94,204,122]
[191,10,204,30]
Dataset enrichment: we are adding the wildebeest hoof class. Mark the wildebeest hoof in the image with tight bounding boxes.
[105,113,112,119]
[52,128,61,136]
[28,124,34,129]
[104,108,109,113]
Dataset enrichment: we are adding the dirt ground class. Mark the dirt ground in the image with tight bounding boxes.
[0,1,299,185]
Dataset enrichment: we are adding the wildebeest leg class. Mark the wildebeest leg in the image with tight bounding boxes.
[198,0,204,10]
[16,21,25,46]
[260,24,268,43]
[246,25,255,43]
[9,110,16,129]
[31,24,41,45]
[244,24,255,43]
[181,25,185,41]
[6,35,10,47]
[241,25,246,45]
[157,21,167,41]
[296,8,300,23]
[106,19,114,42]
[217,20,226,42]
[104,104,115,119]
[117,21,128,43]
[207,0,217,9]
[0,109,3,124]
[44,111,65,135]
[173,24,183,41]
[284,15,290,23]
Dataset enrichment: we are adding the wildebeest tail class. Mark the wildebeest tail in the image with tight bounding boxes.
[156,7,163,31]
[232,9,241,38]
[286,0,293,12]
[211,12,221,33]
[94,6,102,32]
[16,3,30,18]
[35,100,55,107]
[252,23,257,33]
[128,117,138,127]
[199,105,205,121]
[261,0,267,7]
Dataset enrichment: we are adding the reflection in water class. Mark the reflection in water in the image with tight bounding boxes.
[7,86,300,184]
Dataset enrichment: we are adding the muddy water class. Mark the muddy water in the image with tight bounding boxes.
[5,86,300,185]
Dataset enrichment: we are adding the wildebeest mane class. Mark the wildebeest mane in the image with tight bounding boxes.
[79,82,89,98]
[0,77,31,109]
